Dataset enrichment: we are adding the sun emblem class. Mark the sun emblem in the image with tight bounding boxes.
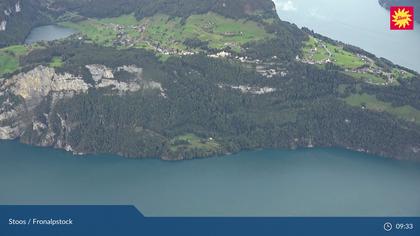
[390,6,414,30]
[392,8,412,28]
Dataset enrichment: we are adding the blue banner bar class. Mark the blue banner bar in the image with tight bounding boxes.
[0,206,418,236]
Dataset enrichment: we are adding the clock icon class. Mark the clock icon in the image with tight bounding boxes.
[384,222,393,232]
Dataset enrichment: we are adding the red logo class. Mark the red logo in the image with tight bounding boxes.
[390,6,414,30]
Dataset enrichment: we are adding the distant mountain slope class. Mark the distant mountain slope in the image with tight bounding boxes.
[0,0,420,161]
[0,0,299,47]
[379,0,420,23]
[51,0,278,19]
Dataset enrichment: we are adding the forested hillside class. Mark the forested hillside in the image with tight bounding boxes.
[0,0,420,160]
[0,0,52,46]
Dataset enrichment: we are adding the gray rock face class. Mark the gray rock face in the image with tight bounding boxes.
[4,9,12,16]
[4,66,89,106]
[85,64,114,82]
[0,20,6,31]
[0,64,166,154]
[15,1,21,13]
[0,66,90,140]
[0,0,22,31]
[85,64,165,95]
[0,96,24,140]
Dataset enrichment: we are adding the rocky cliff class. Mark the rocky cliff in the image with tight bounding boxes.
[0,63,163,154]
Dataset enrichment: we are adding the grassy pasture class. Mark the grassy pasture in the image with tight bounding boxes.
[345,93,420,124]
[0,45,30,76]
[61,13,272,53]
[170,133,221,153]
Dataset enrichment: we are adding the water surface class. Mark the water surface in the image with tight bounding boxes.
[2,0,419,217]
[274,0,420,72]
[24,25,76,44]
[1,141,419,217]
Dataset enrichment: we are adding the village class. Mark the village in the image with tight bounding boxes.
[101,20,289,79]
[104,20,412,84]
[297,36,413,85]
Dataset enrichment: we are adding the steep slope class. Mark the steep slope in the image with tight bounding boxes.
[0,0,420,161]
[0,0,52,46]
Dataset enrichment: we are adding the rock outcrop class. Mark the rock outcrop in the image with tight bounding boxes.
[86,64,165,95]
[0,20,6,31]
[0,0,22,31]
[6,66,89,103]
[15,1,21,13]
[0,64,166,153]
[0,66,89,140]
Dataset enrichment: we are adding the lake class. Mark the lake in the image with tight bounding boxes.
[24,25,76,44]
[0,140,419,217]
[2,0,420,217]
[274,0,420,73]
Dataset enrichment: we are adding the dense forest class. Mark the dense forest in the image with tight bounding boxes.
[10,41,420,160]
[1,0,420,160]
[0,0,51,46]
[49,0,277,20]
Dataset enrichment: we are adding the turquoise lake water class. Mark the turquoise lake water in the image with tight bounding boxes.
[1,140,419,216]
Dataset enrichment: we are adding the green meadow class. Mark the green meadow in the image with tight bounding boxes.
[345,93,420,124]
[61,13,273,53]
[0,45,29,76]
[170,133,221,154]
[302,36,365,70]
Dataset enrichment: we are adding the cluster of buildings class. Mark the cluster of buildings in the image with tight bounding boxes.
[297,40,409,85]
[97,22,289,79]
[209,51,288,78]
